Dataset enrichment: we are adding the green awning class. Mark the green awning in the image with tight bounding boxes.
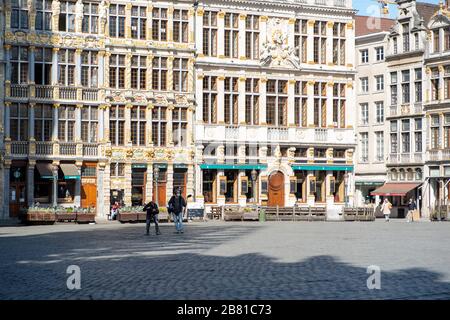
[132,164,147,169]
[153,163,168,169]
[174,164,188,169]
[200,164,267,170]
[60,163,81,180]
[292,165,354,172]
[36,163,54,179]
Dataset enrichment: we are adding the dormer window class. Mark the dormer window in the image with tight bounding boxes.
[393,37,398,55]
[402,23,410,52]
[434,29,441,53]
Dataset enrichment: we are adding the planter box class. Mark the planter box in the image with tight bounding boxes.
[56,212,77,222]
[137,212,147,222]
[76,213,96,223]
[118,212,139,223]
[243,211,259,221]
[158,212,170,222]
[24,211,56,225]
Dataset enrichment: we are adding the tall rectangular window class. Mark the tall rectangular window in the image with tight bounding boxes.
[375,47,384,61]
[434,30,440,53]
[34,47,52,85]
[59,1,76,32]
[131,55,146,90]
[245,79,259,125]
[294,19,307,63]
[390,120,398,154]
[360,133,368,162]
[415,68,423,102]
[415,118,422,152]
[375,131,384,162]
[109,105,125,146]
[173,107,187,147]
[444,66,450,100]
[360,77,369,93]
[109,4,126,38]
[81,106,98,143]
[203,11,218,56]
[224,77,239,125]
[82,2,99,34]
[361,49,369,64]
[224,13,239,58]
[110,163,125,177]
[245,15,260,60]
[375,75,384,92]
[10,103,28,141]
[152,57,168,91]
[294,81,307,127]
[402,70,410,104]
[313,82,327,128]
[402,23,410,52]
[375,101,384,124]
[401,119,411,153]
[313,21,327,64]
[333,83,346,128]
[267,80,288,127]
[81,51,98,88]
[131,6,146,40]
[11,46,28,84]
[333,22,346,66]
[36,0,52,31]
[444,115,450,149]
[58,105,75,142]
[431,67,440,101]
[173,9,189,43]
[173,58,188,92]
[152,8,168,41]
[152,107,167,146]
[203,76,217,124]
[131,106,146,146]
[35,104,52,142]
[109,54,125,89]
[360,103,369,125]
[11,0,29,29]
[58,49,76,86]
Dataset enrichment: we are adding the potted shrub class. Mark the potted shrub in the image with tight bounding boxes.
[24,206,56,225]
[243,206,258,221]
[158,207,169,222]
[118,206,140,223]
[56,206,77,222]
[76,206,96,224]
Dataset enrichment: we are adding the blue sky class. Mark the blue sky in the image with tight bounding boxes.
[354,0,439,18]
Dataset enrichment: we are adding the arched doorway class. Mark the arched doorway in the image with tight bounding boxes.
[268,171,285,207]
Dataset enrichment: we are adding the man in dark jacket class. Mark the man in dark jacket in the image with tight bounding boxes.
[143,200,161,235]
[168,187,187,234]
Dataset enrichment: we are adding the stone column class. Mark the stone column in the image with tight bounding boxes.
[259,78,267,125]
[75,104,82,142]
[124,103,132,145]
[28,46,36,84]
[51,0,61,31]
[146,55,153,91]
[166,163,174,202]
[167,56,174,93]
[98,105,105,142]
[217,11,225,58]
[345,21,355,68]
[167,104,174,146]
[125,3,132,39]
[288,18,296,50]
[238,170,247,206]
[97,50,105,88]
[217,76,225,123]
[146,104,153,146]
[186,105,194,146]
[259,16,268,57]
[238,14,247,60]
[306,172,315,206]
[125,53,132,89]
[104,52,111,88]
[187,164,194,201]
[345,82,354,129]
[238,76,246,124]
[3,161,11,219]
[307,81,315,127]
[216,170,225,206]
[52,161,59,207]
[167,6,174,42]
[188,8,195,44]
[104,104,110,142]
[288,79,296,126]
[146,5,153,41]
[188,57,195,94]
[97,162,106,217]
[124,163,132,206]
[52,104,59,141]
[195,146,204,205]
[74,161,82,207]
[326,21,334,66]
[307,20,315,64]
[4,102,11,139]
[27,160,35,207]
[52,48,59,85]
[4,44,12,82]
[103,163,111,213]
[75,0,84,33]
[196,8,204,55]
[29,103,36,157]
[326,171,334,206]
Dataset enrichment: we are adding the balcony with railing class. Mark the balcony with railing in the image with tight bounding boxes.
[59,142,77,156]
[59,87,78,100]
[10,84,29,98]
[10,141,29,155]
[35,85,54,100]
[225,126,239,140]
[389,153,400,164]
[35,142,54,156]
[83,143,99,157]
[390,105,398,117]
[268,127,289,141]
[314,129,328,142]
[427,149,450,162]
[82,88,99,101]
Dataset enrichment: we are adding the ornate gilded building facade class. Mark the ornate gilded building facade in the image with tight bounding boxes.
[1,0,196,219]
[1,0,357,220]
[194,0,356,217]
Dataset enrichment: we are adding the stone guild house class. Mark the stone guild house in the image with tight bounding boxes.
[0,0,357,220]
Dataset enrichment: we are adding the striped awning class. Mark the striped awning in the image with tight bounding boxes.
[36,163,54,179]
[371,183,421,196]
[60,164,80,180]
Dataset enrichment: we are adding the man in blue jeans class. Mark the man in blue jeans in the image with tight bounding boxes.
[168,187,187,234]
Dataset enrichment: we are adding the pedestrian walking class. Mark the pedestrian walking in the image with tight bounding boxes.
[381,198,392,222]
[143,200,161,235]
[168,187,187,234]
[406,198,416,223]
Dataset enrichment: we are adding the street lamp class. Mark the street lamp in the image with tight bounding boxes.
[251,169,258,203]
[344,172,349,208]
[154,166,160,207]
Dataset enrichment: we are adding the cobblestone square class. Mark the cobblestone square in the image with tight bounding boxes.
[1,221,450,300]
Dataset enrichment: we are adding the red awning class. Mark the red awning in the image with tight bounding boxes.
[371,183,421,197]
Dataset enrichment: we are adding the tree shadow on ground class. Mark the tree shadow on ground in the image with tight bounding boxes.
[0,223,449,300]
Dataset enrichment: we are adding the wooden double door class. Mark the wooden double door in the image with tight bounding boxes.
[81,183,97,208]
[268,171,285,207]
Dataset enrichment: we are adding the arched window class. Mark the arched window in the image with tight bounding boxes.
[407,169,414,181]
[399,169,406,181]
[415,169,423,181]
[391,169,398,181]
